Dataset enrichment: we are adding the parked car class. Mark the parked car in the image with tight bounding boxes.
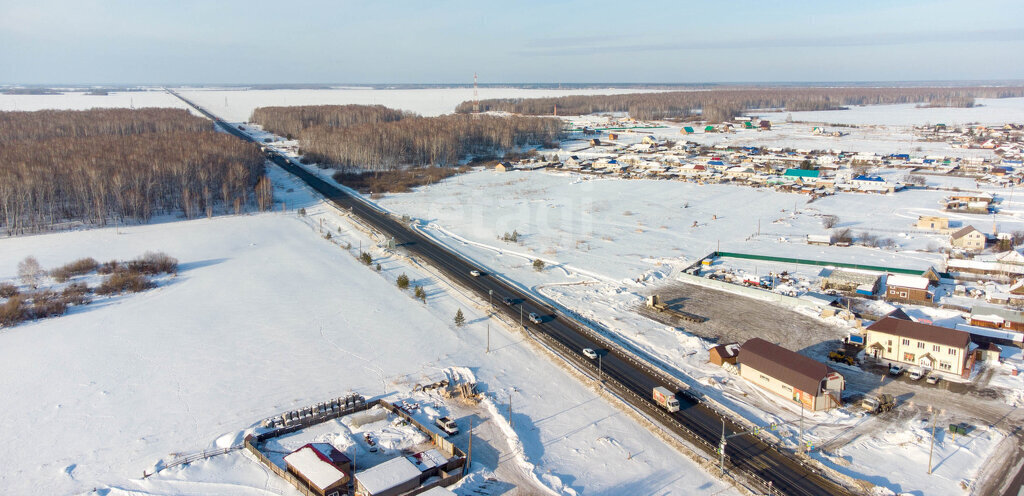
[908,368,924,380]
[889,365,904,376]
[582,348,598,359]
[435,416,459,436]
[528,312,542,324]
[926,374,941,385]
[503,296,515,306]
[469,270,481,277]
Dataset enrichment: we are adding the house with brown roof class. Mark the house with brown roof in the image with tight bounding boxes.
[709,342,740,366]
[737,338,844,411]
[950,225,986,251]
[865,317,973,378]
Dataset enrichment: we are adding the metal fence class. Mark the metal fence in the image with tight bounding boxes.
[712,250,924,275]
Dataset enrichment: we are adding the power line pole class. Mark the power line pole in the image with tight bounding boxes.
[486,322,490,354]
[719,418,726,474]
[508,390,514,429]
[468,417,473,469]
[928,407,938,474]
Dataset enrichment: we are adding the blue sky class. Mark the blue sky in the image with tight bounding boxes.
[1,0,1022,84]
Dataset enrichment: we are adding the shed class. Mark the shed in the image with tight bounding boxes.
[682,126,695,134]
[709,342,740,366]
[284,443,352,496]
[355,456,422,496]
[759,120,771,130]
[495,162,513,172]
[737,338,844,411]
[704,125,716,133]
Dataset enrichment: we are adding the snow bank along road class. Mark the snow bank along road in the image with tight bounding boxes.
[169,89,852,496]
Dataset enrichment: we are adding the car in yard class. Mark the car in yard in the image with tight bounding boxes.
[582,348,598,359]
[528,312,542,324]
[926,374,941,385]
[889,365,904,376]
[502,296,515,306]
[435,416,459,436]
[908,368,924,380]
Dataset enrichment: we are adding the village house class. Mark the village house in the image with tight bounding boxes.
[709,342,740,366]
[950,225,986,252]
[916,215,949,231]
[945,192,993,212]
[284,443,352,496]
[884,274,933,304]
[865,317,973,378]
[737,338,844,411]
[495,162,513,172]
[970,304,1024,332]
[819,268,882,295]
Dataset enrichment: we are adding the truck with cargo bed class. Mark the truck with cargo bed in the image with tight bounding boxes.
[652,386,680,412]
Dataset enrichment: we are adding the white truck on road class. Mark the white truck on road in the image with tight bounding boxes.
[653,386,680,412]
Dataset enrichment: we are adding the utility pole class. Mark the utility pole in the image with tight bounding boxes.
[719,418,727,474]
[928,407,938,474]
[468,417,473,469]
[488,289,493,309]
[508,390,514,428]
[486,322,490,354]
[598,352,603,383]
[800,397,805,453]
[520,305,523,328]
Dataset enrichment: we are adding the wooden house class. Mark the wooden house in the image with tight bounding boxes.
[709,342,740,366]
[885,274,932,304]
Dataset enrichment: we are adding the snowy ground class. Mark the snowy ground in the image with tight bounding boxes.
[0,164,737,496]
[174,87,664,122]
[0,88,189,113]
[369,167,1020,496]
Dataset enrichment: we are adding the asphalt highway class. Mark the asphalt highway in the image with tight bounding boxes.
[169,89,853,496]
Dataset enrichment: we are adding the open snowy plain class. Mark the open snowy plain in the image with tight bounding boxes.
[0,165,737,496]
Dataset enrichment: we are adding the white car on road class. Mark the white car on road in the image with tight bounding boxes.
[582,348,598,359]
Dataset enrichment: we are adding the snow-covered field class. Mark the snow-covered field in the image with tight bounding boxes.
[0,89,188,113]
[175,87,664,122]
[754,97,1024,127]
[0,165,736,496]
[369,168,1018,495]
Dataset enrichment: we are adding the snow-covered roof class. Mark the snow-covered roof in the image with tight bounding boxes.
[886,274,930,290]
[407,449,449,471]
[355,456,421,494]
[417,487,457,496]
[284,444,348,491]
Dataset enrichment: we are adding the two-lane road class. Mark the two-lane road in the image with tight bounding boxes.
[169,89,852,496]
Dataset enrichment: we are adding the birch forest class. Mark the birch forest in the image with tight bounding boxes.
[250,105,563,170]
[0,108,264,234]
[456,86,1024,121]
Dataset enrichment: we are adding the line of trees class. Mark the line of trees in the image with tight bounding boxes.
[455,86,1024,122]
[250,105,563,170]
[0,107,208,142]
[250,104,410,139]
[0,108,265,234]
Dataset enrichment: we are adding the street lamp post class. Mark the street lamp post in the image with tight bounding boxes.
[719,418,727,474]
[488,289,493,309]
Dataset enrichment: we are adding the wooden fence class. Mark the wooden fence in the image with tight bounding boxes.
[246,396,467,496]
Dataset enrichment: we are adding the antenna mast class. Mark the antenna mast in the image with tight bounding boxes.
[473,72,480,115]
